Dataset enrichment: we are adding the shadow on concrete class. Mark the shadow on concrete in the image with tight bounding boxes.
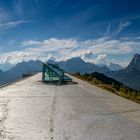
[36,80,78,86]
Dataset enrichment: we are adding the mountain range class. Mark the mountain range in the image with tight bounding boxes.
[58,57,110,74]
[96,62,122,71]
[57,55,140,90]
[0,54,139,90]
[0,60,42,84]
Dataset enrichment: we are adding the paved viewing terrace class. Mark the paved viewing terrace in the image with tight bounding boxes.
[0,73,140,140]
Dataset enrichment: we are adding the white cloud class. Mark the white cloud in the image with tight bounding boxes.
[22,40,41,46]
[105,23,111,35]
[94,54,107,65]
[64,50,94,62]
[0,37,140,66]
[114,21,132,35]
[82,50,93,59]
[0,20,27,30]
[0,51,31,64]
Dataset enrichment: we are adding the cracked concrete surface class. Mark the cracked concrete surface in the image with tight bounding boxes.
[0,73,140,140]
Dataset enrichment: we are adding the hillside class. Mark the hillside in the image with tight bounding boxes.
[74,72,140,103]
[106,54,140,90]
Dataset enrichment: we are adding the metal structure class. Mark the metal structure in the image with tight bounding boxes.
[42,63,72,84]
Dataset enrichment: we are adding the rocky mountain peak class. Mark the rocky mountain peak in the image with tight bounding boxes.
[127,54,140,71]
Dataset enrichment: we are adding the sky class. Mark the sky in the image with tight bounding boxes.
[0,0,140,66]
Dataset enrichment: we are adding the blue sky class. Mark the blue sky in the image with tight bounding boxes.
[0,0,140,66]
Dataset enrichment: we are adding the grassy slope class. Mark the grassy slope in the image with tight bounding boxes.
[73,72,140,104]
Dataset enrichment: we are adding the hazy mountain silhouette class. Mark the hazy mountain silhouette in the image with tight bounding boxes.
[0,60,42,84]
[0,63,13,71]
[58,57,110,74]
[107,62,122,71]
[97,62,122,71]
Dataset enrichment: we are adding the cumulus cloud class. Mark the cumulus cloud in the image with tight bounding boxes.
[69,50,92,58]
[82,50,93,59]
[0,52,31,64]
[94,54,107,65]
[23,38,77,49]
[64,50,94,62]
[0,37,140,66]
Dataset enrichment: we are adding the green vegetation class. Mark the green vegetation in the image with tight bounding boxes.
[73,72,140,104]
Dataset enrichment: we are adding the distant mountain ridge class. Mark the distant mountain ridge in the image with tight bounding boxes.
[107,62,122,71]
[0,60,42,84]
[0,54,139,90]
[97,62,122,71]
[0,57,111,85]
[58,57,110,74]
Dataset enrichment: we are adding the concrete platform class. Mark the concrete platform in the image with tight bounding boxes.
[0,73,140,140]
